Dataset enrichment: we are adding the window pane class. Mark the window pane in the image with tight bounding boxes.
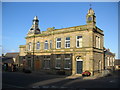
[76,36,82,48]
[56,38,61,49]
[44,40,48,49]
[57,38,61,41]
[77,41,79,47]
[36,42,40,50]
[65,37,70,48]
[28,42,31,51]
[56,54,61,58]
[64,60,70,69]
[50,40,52,49]
[77,36,82,39]
[65,54,70,58]
[66,37,70,40]
[56,59,61,68]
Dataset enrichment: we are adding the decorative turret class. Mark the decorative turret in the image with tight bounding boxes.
[27,16,41,35]
[86,8,96,26]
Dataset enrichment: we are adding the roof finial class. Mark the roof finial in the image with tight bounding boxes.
[34,16,38,20]
[90,4,92,8]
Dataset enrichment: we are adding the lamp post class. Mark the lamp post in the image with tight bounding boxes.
[32,35,35,71]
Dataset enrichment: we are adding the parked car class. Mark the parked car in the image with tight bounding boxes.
[82,70,91,76]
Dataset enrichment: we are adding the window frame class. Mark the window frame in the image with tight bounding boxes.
[56,38,61,49]
[44,40,48,50]
[96,36,100,49]
[55,55,61,69]
[76,36,82,48]
[65,37,70,48]
[28,42,32,51]
[43,56,50,69]
[36,41,40,50]
[64,58,71,69]
[50,40,52,49]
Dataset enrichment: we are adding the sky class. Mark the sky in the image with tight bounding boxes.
[2,2,118,58]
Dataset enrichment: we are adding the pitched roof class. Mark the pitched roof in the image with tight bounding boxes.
[5,52,19,58]
[2,57,14,63]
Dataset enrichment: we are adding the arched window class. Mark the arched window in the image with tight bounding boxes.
[44,40,48,50]
[36,41,40,50]
[28,42,32,51]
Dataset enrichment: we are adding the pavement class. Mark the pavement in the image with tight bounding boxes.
[3,70,119,88]
[30,73,83,88]
[30,72,106,88]
[3,70,112,88]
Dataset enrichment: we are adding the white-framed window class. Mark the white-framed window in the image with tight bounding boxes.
[36,41,40,50]
[96,36,98,48]
[112,57,115,66]
[50,40,52,49]
[110,57,113,66]
[28,42,32,51]
[76,36,82,48]
[44,60,50,69]
[98,37,100,49]
[65,37,70,48]
[105,56,108,69]
[44,56,50,69]
[44,40,48,50]
[56,38,61,49]
[96,36,100,49]
[55,55,61,69]
[64,54,71,69]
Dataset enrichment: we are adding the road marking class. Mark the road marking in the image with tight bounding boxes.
[3,84,24,88]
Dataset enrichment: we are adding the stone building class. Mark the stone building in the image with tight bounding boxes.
[19,8,112,75]
[114,59,120,70]
[104,48,115,70]
[5,52,19,65]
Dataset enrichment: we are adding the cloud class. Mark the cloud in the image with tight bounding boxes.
[9,49,19,52]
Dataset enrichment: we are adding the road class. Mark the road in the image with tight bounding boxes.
[2,71,66,88]
[2,71,120,89]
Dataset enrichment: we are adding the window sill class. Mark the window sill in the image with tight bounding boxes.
[55,67,61,69]
[64,68,70,70]
[44,68,50,69]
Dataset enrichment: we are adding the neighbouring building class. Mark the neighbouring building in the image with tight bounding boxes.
[2,57,14,71]
[19,8,115,75]
[5,53,19,65]
[114,59,120,70]
[104,48,115,70]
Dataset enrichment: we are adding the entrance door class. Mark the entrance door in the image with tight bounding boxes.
[34,60,40,71]
[77,61,83,74]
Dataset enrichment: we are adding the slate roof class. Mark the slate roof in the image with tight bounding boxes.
[104,48,115,56]
[2,57,14,63]
[5,53,19,58]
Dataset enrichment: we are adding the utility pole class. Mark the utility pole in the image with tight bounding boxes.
[32,35,35,71]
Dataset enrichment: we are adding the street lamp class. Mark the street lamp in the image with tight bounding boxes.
[32,35,35,71]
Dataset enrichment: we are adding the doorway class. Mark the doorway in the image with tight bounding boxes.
[76,56,83,74]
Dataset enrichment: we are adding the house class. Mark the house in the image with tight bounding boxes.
[2,57,14,71]
[104,48,115,70]
[5,53,19,65]
[19,8,115,75]
[114,59,120,70]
